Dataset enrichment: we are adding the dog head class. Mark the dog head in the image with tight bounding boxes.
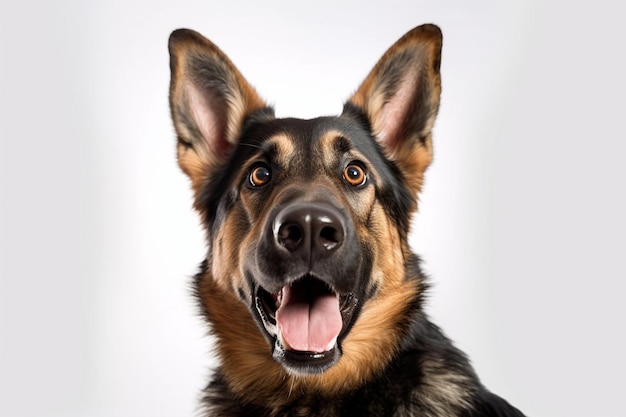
[169,24,442,397]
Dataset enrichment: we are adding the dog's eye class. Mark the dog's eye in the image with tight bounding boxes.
[343,164,367,187]
[249,165,271,187]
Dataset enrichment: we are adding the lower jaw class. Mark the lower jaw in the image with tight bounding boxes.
[272,338,341,375]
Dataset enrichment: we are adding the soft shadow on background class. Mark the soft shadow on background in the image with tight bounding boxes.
[1,1,624,416]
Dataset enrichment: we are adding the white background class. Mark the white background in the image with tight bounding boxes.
[1,1,625,416]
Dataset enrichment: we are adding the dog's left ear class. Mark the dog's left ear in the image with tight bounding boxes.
[344,24,442,196]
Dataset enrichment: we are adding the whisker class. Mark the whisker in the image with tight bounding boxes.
[239,142,264,150]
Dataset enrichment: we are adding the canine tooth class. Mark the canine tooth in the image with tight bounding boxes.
[277,328,292,350]
[276,289,283,308]
[325,336,337,352]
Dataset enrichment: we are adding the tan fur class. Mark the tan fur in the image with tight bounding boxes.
[405,359,473,417]
[318,130,344,169]
[268,134,296,168]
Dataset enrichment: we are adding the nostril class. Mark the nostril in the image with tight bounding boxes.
[319,226,341,250]
[278,223,303,251]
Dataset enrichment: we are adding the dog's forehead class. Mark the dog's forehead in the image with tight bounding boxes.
[241,116,381,165]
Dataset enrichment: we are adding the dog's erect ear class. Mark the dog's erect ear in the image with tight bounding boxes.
[344,24,442,196]
[169,29,272,193]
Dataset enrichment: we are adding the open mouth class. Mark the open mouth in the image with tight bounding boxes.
[254,275,358,374]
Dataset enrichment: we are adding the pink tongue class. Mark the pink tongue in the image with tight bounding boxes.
[276,280,342,353]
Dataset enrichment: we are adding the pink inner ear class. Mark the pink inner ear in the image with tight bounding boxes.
[187,81,230,159]
[376,74,418,153]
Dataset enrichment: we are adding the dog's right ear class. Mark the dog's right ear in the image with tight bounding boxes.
[168,29,272,194]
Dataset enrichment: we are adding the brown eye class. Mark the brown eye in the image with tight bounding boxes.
[249,165,271,187]
[343,164,367,187]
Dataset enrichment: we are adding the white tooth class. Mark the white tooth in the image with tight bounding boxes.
[325,336,337,352]
[276,289,283,309]
[277,328,292,350]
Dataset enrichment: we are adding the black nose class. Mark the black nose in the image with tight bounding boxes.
[273,202,345,262]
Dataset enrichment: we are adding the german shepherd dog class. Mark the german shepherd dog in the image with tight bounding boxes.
[168,24,525,417]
